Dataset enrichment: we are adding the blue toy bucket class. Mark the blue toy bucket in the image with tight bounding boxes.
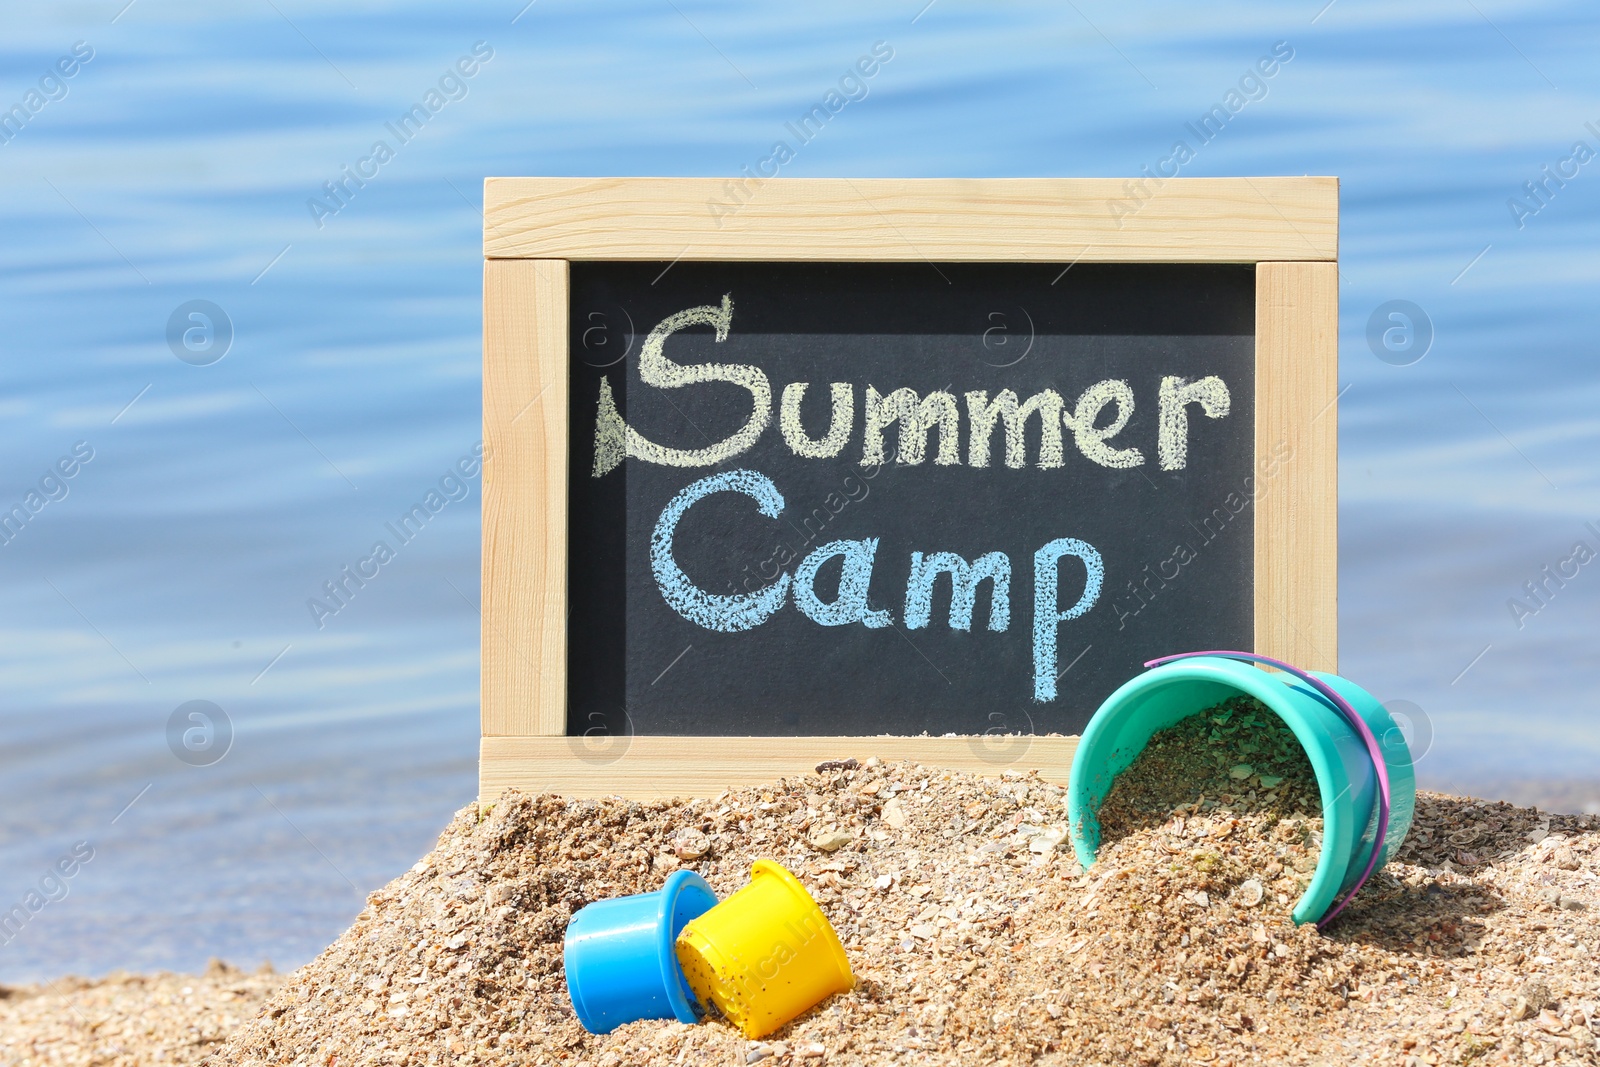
[1067,652,1416,926]
[563,869,718,1033]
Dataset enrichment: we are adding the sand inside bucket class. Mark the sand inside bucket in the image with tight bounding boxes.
[1093,694,1327,918]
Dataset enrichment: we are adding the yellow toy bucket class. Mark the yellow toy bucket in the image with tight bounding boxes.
[673,860,853,1038]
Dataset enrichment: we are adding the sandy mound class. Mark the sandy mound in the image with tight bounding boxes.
[197,754,1599,1067]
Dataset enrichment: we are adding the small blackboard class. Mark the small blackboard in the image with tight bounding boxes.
[478,176,1339,800]
[566,262,1257,738]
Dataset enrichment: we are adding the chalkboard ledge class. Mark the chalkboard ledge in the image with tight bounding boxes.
[479,735,1079,801]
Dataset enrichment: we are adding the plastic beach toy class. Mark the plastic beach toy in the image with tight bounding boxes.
[563,869,719,1033]
[1067,652,1416,927]
[674,860,854,1039]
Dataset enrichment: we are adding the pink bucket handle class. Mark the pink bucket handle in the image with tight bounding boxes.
[1143,650,1392,929]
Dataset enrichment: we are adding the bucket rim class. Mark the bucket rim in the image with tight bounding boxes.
[656,869,718,1024]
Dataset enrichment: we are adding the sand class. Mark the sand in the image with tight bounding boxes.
[0,959,283,1067]
[4,754,1598,1067]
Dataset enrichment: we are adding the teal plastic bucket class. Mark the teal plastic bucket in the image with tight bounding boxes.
[1067,653,1415,926]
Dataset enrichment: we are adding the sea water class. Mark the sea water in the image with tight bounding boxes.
[1,0,1597,981]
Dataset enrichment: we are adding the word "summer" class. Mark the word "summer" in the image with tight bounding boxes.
[592,296,1232,476]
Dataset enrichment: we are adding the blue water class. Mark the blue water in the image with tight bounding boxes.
[2,1,1598,982]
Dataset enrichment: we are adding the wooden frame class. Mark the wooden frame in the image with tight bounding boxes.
[481,177,1338,801]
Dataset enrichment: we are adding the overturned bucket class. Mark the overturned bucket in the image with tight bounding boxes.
[674,860,853,1039]
[1066,652,1416,926]
[563,869,719,1033]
